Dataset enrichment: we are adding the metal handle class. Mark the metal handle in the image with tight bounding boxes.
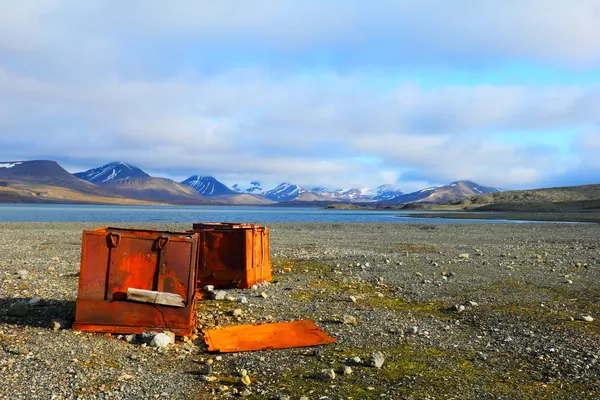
[108,233,121,248]
[156,236,170,250]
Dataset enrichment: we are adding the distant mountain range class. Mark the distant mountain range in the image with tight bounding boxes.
[384,181,501,204]
[1,159,504,205]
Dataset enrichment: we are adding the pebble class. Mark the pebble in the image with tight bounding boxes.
[459,253,470,260]
[406,326,419,335]
[237,296,248,304]
[16,269,28,279]
[201,376,217,382]
[51,319,71,331]
[582,315,594,322]
[8,302,27,317]
[343,315,358,325]
[232,309,243,317]
[125,334,136,343]
[214,291,227,300]
[319,368,336,380]
[342,366,353,375]
[239,369,248,377]
[369,352,385,368]
[260,292,268,298]
[468,301,479,307]
[203,285,215,292]
[241,375,251,386]
[349,295,357,303]
[453,304,466,313]
[251,284,259,290]
[350,356,362,364]
[199,365,212,375]
[150,333,172,348]
[240,389,252,397]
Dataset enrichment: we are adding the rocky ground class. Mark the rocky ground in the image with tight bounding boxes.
[1,222,599,400]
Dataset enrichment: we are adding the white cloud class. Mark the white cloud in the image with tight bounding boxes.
[1,1,599,190]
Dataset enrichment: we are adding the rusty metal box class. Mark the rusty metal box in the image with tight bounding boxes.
[191,222,271,289]
[72,227,199,336]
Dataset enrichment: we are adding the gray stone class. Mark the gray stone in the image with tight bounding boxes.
[237,296,248,304]
[214,290,227,300]
[369,352,385,368]
[350,356,362,364]
[203,285,215,292]
[406,325,419,335]
[28,297,41,305]
[125,334,136,343]
[150,333,172,348]
[8,302,27,317]
[198,365,213,375]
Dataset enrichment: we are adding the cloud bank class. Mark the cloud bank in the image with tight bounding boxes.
[0,1,599,191]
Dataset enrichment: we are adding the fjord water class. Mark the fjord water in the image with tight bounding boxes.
[0,204,547,223]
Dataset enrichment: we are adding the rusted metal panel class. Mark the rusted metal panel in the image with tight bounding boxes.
[191,223,271,289]
[73,227,199,336]
[202,320,337,353]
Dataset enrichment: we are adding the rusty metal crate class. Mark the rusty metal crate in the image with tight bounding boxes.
[191,222,271,289]
[72,227,199,336]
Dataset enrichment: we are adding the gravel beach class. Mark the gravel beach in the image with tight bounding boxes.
[1,222,599,399]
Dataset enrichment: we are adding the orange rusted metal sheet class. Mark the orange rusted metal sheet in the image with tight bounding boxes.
[191,222,271,289]
[73,227,199,336]
[202,320,337,353]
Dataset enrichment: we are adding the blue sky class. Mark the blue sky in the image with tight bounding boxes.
[0,1,599,192]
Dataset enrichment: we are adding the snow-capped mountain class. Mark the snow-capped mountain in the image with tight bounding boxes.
[387,180,501,204]
[312,187,372,201]
[74,162,149,184]
[231,181,264,195]
[369,184,405,201]
[181,175,235,196]
[264,183,309,202]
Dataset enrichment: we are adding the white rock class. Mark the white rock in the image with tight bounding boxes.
[369,352,385,368]
[320,369,336,380]
[203,285,215,292]
[237,296,248,304]
[151,333,173,348]
[582,315,594,322]
[350,356,362,364]
[349,296,357,303]
[214,291,227,300]
[459,253,470,260]
[342,366,353,375]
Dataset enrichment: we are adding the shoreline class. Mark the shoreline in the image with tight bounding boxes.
[398,211,600,224]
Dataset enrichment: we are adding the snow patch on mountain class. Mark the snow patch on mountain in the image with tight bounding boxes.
[181,175,234,196]
[0,162,22,169]
[74,162,150,183]
[264,182,308,201]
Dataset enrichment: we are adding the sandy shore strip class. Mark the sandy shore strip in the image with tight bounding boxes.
[1,222,599,399]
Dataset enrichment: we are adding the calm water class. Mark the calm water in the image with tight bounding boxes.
[0,204,559,224]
